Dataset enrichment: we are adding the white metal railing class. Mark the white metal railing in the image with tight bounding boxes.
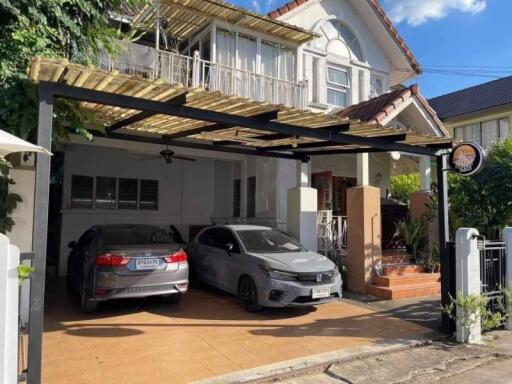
[99,43,307,109]
[317,211,348,256]
[194,54,308,110]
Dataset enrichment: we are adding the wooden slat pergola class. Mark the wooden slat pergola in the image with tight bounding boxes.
[29,57,454,158]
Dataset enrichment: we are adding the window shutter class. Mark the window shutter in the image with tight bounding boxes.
[247,176,256,218]
[233,179,241,218]
[139,180,159,210]
[71,175,93,209]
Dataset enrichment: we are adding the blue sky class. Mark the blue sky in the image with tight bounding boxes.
[230,0,512,99]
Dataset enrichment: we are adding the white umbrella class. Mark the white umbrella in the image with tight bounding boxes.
[0,129,52,158]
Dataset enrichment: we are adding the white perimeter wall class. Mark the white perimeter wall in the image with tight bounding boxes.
[7,168,35,253]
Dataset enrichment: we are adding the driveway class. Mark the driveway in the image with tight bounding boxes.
[42,278,438,384]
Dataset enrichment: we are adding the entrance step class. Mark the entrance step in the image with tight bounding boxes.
[366,282,441,300]
[382,264,423,276]
[374,273,440,287]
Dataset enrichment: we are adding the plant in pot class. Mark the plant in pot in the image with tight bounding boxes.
[396,218,427,263]
[0,159,22,234]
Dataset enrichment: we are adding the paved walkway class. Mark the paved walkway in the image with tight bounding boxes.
[262,331,512,384]
[42,279,437,384]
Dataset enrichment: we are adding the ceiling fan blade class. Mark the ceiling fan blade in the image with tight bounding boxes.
[141,156,163,161]
[173,155,196,162]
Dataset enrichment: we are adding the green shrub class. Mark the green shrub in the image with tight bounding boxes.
[390,173,420,204]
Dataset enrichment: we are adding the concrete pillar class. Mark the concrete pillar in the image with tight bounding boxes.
[357,153,369,186]
[346,185,381,293]
[503,227,512,330]
[419,156,432,192]
[455,228,481,343]
[287,161,317,252]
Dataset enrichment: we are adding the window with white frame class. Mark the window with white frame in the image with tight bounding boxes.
[370,74,384,98]
[312,19,364,62]
[326,66,350,107]
[454,118,510,149]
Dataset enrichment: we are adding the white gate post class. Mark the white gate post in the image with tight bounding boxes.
[0,234,20,384]
[455,228,481,343]
[503,227,512,330]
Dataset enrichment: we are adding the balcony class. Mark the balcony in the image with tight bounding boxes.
[99,43,308,110]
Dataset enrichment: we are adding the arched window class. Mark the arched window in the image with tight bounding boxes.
[313,19,364,62]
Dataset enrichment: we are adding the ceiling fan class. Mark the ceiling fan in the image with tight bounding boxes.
[142,146,196,164]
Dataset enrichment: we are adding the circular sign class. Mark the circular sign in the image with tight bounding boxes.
[448,142,485,176]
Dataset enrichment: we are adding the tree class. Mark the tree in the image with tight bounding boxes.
[449,138,512,238]
[0,0,143,142]
[390,173,420,204]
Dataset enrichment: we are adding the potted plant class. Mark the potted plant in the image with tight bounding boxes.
[396,218,426,262]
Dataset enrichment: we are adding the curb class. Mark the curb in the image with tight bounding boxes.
[193,331,445,384]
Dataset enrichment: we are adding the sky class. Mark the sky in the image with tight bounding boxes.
[229,0,512,99]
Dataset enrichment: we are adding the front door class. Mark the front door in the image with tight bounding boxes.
[332,177,357,216]
[312,171,333,210]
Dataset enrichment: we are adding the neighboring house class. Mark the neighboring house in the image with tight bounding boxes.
[12,0,451,297]
[429,76,512,152]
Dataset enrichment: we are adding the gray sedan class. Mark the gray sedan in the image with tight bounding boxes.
[67,224,189,312]
[188,225,342,312]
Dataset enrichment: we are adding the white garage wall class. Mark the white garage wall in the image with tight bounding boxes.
[59,144,218,275]
[7,169,35,253]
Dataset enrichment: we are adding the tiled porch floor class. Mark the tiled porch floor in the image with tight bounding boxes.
[42,279,437,384]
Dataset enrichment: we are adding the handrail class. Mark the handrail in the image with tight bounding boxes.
[100,42,307,109]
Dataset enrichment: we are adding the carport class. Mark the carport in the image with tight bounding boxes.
[27,57,453,383]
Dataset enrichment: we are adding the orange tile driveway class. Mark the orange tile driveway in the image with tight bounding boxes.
[42,279,435,384]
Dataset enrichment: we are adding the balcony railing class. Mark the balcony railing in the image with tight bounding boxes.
[99,44,307,110]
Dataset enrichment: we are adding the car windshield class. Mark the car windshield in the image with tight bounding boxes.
[103,227,175,246]
[236,229,305,253]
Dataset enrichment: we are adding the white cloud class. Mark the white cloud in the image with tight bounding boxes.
[250,0,276,14]
[383,0,486,26]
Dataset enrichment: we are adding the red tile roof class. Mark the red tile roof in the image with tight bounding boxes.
[268,0,421,74]
[335,85,448,136]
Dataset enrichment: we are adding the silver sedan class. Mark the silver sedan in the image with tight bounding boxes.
[188,225,342,312]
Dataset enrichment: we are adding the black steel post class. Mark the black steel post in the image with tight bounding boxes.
[437,154,452,333]
[27,84,53,384]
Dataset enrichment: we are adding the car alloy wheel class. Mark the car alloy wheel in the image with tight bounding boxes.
[238,276,262,312]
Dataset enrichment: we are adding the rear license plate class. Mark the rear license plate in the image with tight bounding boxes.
[135,258,159,270]
[312,287,330,299]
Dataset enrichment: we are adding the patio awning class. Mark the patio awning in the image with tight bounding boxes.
[29,57,454,158]
[0,129,52,158]
[126,0,319,45]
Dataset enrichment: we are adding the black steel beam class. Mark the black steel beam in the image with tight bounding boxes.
[105,92,188,133]
[266,133,407,151]
[98,131,308,161]
[28,84,53,384]
[295,148,388,156]
[437,154,452,333]
[41,81,439,156]
[163,110,279,139]
[241,122,351,143]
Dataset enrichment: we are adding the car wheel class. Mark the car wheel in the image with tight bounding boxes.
[164,293,182,305]
[238,276,262,312]
[80,283,97,313]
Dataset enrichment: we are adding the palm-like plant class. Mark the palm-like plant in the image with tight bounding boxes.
[396,218,426,261]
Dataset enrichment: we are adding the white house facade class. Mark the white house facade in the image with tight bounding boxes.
[9,0,451,299]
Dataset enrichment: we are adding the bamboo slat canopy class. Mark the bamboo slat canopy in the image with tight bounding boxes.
[126,0,319,45]
[29,57,454,154]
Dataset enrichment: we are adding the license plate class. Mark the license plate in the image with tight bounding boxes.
[135,258,159,270]
[312,287,331,299]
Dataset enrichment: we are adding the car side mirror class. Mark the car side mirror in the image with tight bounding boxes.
[68,241,77,249]
[224,243,234,255]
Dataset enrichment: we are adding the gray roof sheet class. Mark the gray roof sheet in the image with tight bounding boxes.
[428,76,512,120]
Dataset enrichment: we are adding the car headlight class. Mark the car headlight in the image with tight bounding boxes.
[259,266,298,281]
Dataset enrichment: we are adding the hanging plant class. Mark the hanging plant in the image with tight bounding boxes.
[0,158,23,234]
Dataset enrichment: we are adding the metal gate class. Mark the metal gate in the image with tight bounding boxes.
[477,237,507,313]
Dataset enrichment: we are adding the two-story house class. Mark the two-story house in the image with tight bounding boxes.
[20,0,451,299]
